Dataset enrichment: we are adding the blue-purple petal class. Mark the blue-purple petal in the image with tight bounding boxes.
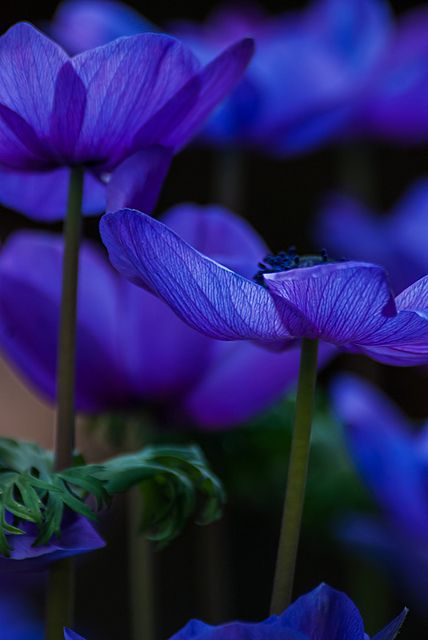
[0,515,104,571]
[0,23,67,169]
[184,341,335,430]
[106,146,173,212]
[100,209,290,343]
[264,262,396,344]
[371,609,408,640]
[161,203,267,278]
[279,583,365,640]
[0,167,105,221]
[64,630,86,640]
[71,33,200,168]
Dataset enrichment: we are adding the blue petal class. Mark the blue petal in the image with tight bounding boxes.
[332,375,428,535]
[279,583,365,640]
[64,630,86,640]
[0,166,105,221]
[264,262,396,344]
[371,609,408,640]
[0,23,68,169]
[106,146,173,212]
[100,209,290,343]
[184,341,335,430]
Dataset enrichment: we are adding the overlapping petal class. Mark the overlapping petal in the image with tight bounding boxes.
[184,341,335,430]
[100,209,290,343]
[101,207,428,366]
[279,583,365,640]
[0,22,253,218]
[332,374,428,535]
[0,515,104,571]
[170,584,405,640]
[0,166,105,221]
[264,262,396,344]
[0,23,67,169]
[70,33,200,168]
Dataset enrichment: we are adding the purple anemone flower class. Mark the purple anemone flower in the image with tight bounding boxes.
[47,0,391,155]
[64,583,407,640]
[0,205,329,430]
[0,574,43,639]
[316,180,428,293]
[172,0,391,154]
[0,22,253,220]
[331,373,428,609]
[0,513,104,571]
[353,5,428,143]
[100,207,428,367]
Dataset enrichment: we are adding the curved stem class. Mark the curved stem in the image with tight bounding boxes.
[46,167,84,640]
[270,338,319,614]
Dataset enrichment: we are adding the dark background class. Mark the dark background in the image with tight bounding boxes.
[1,1,427,639]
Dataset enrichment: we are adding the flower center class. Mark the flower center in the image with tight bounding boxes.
[253,248,338,285]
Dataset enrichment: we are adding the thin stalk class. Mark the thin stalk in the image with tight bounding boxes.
[270,338,319,614]
[54,166,84,471]
[128,487,156,640]
[126,423,156,640]
[46,167,84,640]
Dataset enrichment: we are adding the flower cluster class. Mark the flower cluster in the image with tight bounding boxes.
[0,0,426,638]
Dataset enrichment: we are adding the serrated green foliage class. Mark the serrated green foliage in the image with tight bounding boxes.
[0,438,224,556]
[93,445,225,545]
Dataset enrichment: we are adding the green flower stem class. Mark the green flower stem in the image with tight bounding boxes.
[46,167,84,640]
[270,338,319,614]
[54,166,84,471]
[128,486,156,640]
[45,558,75,640]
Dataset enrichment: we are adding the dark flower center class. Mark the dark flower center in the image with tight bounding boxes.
[253,247,339,285]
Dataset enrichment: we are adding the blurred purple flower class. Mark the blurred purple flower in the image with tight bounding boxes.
[64,583,406,640]
[50,0,155,54]
[173,0,391,154]
[0,22,252,220]
[0,513,104,571]
[316,180,428,293]
[0,205,328,430]
[47,0,391,155]
[331,373,428,608]
[101,208,428,367]
[353,6,428,142]
[0,574,43,639]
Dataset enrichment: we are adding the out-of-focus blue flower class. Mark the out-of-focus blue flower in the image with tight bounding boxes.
[50,0,155,54]
[331,373,428,608]
[47,0,391,155]
[316,180,428,293]
[0,574,43,639]
[0,22,252,220]
[65,631,85,640]
[172,0,391,154]
[0,513,104,571]
[64,584,407,640]
[353,6,428,143]
[0,205,330,430]
[101,207,428,367]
